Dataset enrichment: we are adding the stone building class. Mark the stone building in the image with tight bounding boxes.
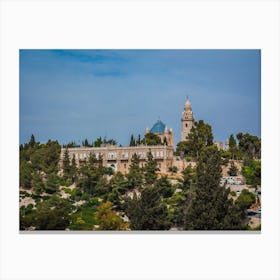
[61,145,174,174]
[60,99,225,174]
[181,99,195,141]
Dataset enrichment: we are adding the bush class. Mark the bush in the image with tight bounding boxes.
[230,191,236,196]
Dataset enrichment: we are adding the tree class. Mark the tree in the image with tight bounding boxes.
[181,165,196,191]
[187,120,213,158]
[126,153,143,189]
[20,161,33,189]
[229,134,237,150]
[242,160,261,186]
[31,171,45,194]
[136,134,141,145]
[176,120,213,159]
[94,137,103,147]
[155,176,174,198]
[45,173,60,194]
[141,133,162,146]
[129,135,136,146]
[29,134,36,148]
[236,189,255,211]
[125,185,170,230]
[143,150,158,185]
[69,154,77,182]
[237,133,261,159]
[63,148,71,178]
[185,146,243,230]
[78,152,105,196]
[228,161,238,176]
[94,201,127,230]
[31,196,73,230]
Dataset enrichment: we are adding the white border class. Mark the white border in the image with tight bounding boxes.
[1,1,279,280]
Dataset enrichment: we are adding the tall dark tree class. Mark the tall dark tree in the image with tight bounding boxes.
[69,154,77,182]
[94,137,103,147]
[125,185,170,230]
[228,161,238,176]
[229,134,237,150]
[143,150,158,185]
[29,134,36,148]
[63,148,71,178]
[126,153,143,189]
[129,135,136,146]
[182,165,196,191]
[185,146,243,230]
[136,134,141,145]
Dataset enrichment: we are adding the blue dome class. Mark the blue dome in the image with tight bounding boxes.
[150,120,166,133]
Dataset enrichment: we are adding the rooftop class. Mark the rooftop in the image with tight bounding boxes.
[150,120,166,133]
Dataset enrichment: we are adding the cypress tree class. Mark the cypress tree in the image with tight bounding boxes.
[185,146,242,230]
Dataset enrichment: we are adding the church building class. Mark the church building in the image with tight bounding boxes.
[60,99,222,174]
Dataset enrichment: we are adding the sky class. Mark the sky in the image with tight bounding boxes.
[20,49,261,147]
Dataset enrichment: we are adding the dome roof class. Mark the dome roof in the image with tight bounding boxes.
[150,120,166,133]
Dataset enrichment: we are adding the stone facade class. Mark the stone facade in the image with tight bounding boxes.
[180,99,195,141]
[61,145,174,174]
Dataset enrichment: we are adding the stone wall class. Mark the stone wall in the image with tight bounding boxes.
[60,145,174,174]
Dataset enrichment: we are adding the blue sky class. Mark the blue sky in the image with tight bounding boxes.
[20,49,261,146]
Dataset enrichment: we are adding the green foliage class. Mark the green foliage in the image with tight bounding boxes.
[20,196,74,230]
[228,161,238,176]
[176,120,213,159]
[237,132,261,159]
[185,146,243,230]
[63,148,71,178]
[94,201,127,230]
[94,137,103,147]
[69,204,99,230]
[142,133,162,146]
[20,161,33,188]
[242,160,261,186]
[236,189,255,210]
[126,153,143,189]
[125,185,171,230]
[77,152,107,196]
[143,150,158,185]
[129,134,136,146]
[45,173,60,194]
[31,171,45,194]
[168,166,178,173]
[166,192,187,227]
[155,176,174,198]
[229,134,237,149]
[181,165,196,191]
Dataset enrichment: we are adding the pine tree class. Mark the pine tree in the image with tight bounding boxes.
[228,161,238,176]
[185,146,242,230]
[143,150,158,185]
[136,134,141,145]
[125,185,170,230]
[70,154,77,182]
[29,134,36,148]
[129,135,136,146]
[62,148,71,178]
[126,153,143,189]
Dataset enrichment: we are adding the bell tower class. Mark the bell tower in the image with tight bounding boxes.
[181,99,194,141]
